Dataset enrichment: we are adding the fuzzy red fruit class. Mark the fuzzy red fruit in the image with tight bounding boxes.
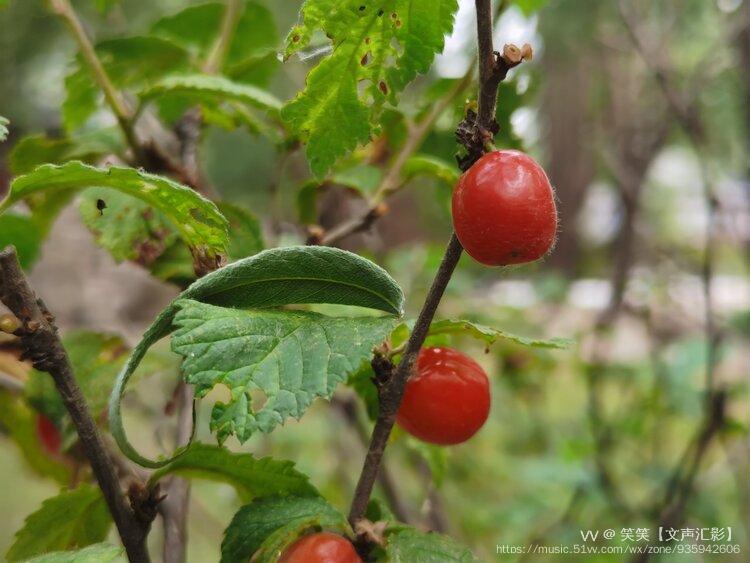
[278,532,362,563]
[36,414,62,457]
[452,150,557,266]
[396,347,490,445]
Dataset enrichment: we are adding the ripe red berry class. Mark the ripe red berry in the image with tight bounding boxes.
[278,532,361,563]
[397,347,490,445]
[36,414,62,457]
[452,150,557,266]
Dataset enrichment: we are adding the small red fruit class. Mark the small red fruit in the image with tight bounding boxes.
[36,414,62,457]
[452,150,557,266]
[278,532,361,563]
[397,347,490,445]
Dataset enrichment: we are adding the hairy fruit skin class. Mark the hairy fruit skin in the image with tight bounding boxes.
[452,150,557,266]
[278,532,362,563]
[396,347,490,445]
[36,414,62,457]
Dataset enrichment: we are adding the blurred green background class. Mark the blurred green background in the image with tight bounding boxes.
[1,0,748,561]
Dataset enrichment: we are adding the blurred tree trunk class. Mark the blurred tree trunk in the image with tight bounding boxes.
[538,1,600,276]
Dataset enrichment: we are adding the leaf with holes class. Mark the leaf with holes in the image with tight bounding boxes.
[2,162,228,261]
[171,299,397,442]
[110,245,404,466]
[429,319,572,349]
[149,443,318,501]
[221,496,349,563]
[7,485,111,562]
[282,0,458,176]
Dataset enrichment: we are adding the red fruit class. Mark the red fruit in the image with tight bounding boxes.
[452,150,557,266]
[36,414,62,457]
[397,347,490,445]
[278,532,361,563]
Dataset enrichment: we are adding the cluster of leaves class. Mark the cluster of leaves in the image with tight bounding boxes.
[0,0,561,561]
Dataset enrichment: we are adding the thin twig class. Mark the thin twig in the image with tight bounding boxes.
[347,0,527,533]
[159,382,194,563]
[203,0,242,74]
[333,395,416,525]
[347,233,463,529]
[0,246,154,563]
[47,0,142,162]
[320,71,474,246]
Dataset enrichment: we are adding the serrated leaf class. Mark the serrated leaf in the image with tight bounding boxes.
[110,246,404,466]
[22,543,122,563]
[282,0,458,176]
[172,299,397,442]
[429,319,572,349]
[0,115,8,141]
[140,74,282,113]
[0,392,71,484]
[7,486,111,561]
[62,37,189,131]
[221,496,348,563]
[0,213,42,269]
[2,162,228,260]
[402,154,459,186]
[149,443,317,501]
[384,527,479,562]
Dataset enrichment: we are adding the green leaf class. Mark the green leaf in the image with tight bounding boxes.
[172,299,397,442]
[149,443,318,501]
[0,392,71,484]
[25,331,131,424]
[152,1,279,82]
[0,213,42,269]
[140,74,282,113]
[216,202,264,260]
[0,115,8,141]
[10,130,123,175]
[79,189,179,265]
[2,162,229,261]
[110,245,404,466]
[7,486,111,562]
[402,154,459,186]
[429,319,572,349]
[21,543,122,563]
[282,0,459,176]
[331,163,383,194]
[62,36,189,131]
[221,496,348,563]
[384,527,479,562]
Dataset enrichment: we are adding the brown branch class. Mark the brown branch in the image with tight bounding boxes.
[347,0,529,534]
[0,246,153,563]
[333,395,416,525]
[347,233,463,530]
